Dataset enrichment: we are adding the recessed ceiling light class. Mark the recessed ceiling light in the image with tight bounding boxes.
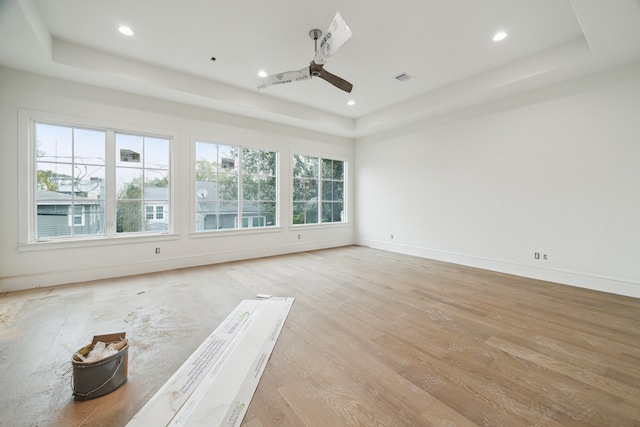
[258,70,268,78]
[347,100,355,106]
[493,31,508,42]
[119,26,134,36]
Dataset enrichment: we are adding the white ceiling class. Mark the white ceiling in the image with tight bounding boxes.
[1,0,640,138]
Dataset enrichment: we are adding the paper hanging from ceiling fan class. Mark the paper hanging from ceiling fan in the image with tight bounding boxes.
[256,67,310,91]
[313,12,352,65]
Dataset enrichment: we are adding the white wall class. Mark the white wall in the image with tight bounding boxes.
[355,64,640,298]
[0,67,355,293]
[3,64,640,298]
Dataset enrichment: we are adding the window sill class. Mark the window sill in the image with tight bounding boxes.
[190,226,284,239]
[289,222,350,230]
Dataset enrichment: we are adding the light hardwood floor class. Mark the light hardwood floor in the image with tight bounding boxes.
[1,246,639,426]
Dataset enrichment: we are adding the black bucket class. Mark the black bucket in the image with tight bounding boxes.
[71,334,129,400]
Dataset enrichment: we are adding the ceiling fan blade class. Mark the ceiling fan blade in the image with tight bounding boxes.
[313,12,352,65]
[256,67,310,90]
[317,67,353,93]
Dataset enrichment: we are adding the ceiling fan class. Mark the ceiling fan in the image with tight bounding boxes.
[256,12,353,93]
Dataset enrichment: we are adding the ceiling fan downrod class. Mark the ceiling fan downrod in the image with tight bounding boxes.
[309,29,322,52]
[308,29,322,76]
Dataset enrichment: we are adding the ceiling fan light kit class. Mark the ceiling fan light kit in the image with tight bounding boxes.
[256,12,353,93]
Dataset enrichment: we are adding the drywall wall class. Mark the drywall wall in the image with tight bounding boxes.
[0,67,355,293]
[355,63,640,298]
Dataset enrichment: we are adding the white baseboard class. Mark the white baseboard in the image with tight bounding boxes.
[356,238,640,299]
[5,238,638,298]
[0,239,351,293]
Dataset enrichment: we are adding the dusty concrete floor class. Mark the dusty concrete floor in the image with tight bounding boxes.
[0,263,256,427]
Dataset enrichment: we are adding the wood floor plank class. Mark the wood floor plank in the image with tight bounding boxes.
[483,344,638,426]
[1,245,639,426]
[485,336,639,405]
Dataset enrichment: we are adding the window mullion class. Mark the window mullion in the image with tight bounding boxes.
[70,128,76,237]
[141,137,147,232]
[105,130,116,236]
[238,148,243,227]
[317,158,322,223]
[216,145,220,228]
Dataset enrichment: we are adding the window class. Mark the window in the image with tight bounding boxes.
[293,155,345,225]
[116,133,170,233]
[33,121,171,240]
[68,206,86,227]
[36,123,106,239]
[145,205,165,220]
[195,142,277,231]
[238,216,266,228]
[241,147,277,229]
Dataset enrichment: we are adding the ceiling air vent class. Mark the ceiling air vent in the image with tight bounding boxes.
[394,73,414,82]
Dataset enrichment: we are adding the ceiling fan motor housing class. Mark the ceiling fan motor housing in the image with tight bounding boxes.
[310,61,323,77]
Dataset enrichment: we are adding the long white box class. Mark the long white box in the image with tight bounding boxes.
[127,297,295,427]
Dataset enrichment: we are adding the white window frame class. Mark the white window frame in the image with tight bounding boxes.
[18,109,177,249]
[291,153,347,226]
[193,139,279,234]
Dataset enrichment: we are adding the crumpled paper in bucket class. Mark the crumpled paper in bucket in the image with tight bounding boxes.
[75,339,127,363]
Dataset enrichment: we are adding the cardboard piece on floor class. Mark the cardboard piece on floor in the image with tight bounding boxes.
[126,297,294,427]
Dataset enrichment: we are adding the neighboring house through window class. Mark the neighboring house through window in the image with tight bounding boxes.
[33,121,171,240]
[35,123,106,239]
[116,132,170,233]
